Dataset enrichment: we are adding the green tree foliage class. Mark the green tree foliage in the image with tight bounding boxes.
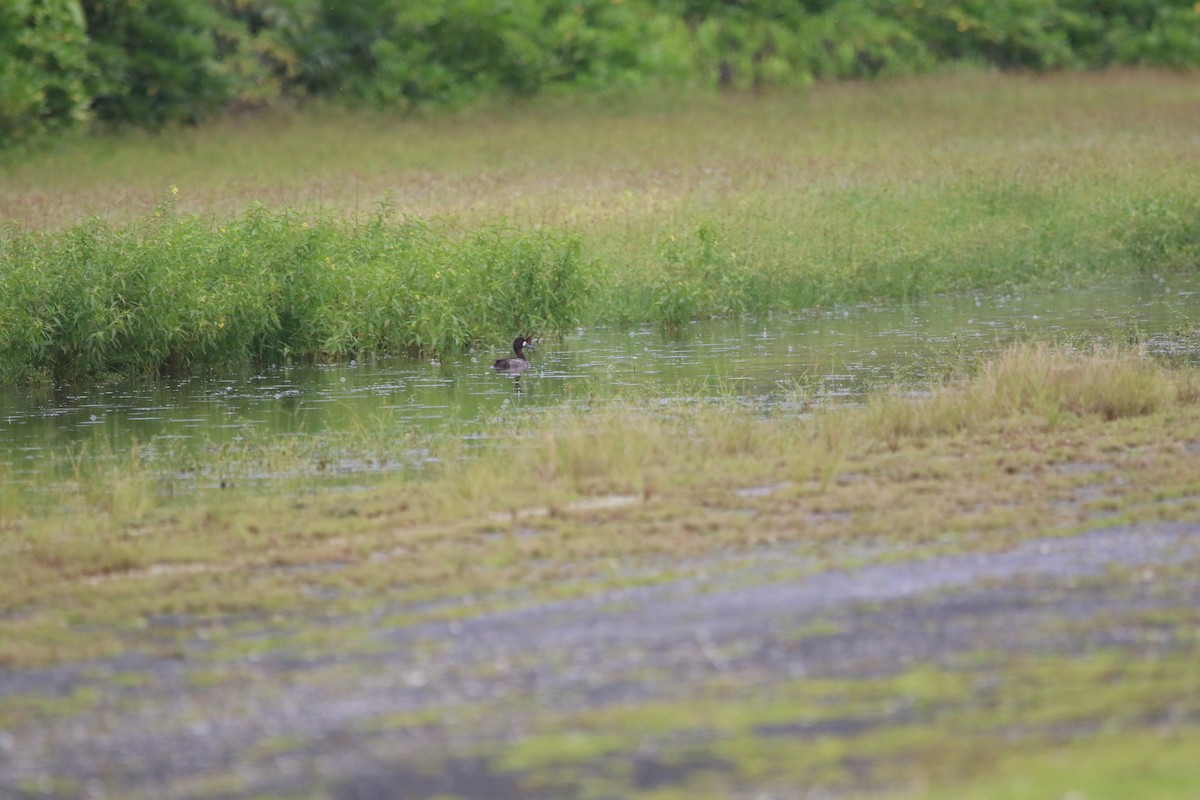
[82,0,234,127]
[1,0,1198,144]
[208,0,311,109]
[290,0,691,109]
[0,0,93,149]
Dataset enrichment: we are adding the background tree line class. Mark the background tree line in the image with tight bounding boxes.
[3,0,1198,149]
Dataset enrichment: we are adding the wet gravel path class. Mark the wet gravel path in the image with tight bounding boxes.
[2,521,1199,799]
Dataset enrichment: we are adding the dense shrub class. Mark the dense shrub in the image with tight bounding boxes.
[1110,3,1200,67]
[798,6,933,78]
[688,3,933,86]
[291,0,690,108]
[4,1,1200,143]
[0,0,93,149]
[883,0,1081,70]
[208,0,311,109]
[82,0,235,127]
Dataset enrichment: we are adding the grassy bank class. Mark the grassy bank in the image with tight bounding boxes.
[3,71,1199,381]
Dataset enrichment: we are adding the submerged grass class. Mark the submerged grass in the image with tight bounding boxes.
[3,70,1199,381]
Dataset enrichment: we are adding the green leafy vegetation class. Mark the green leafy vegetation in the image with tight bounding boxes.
[81,0,235,129]
[4,0,1200,147]
[0,0,93,147]
[0,197,589,382]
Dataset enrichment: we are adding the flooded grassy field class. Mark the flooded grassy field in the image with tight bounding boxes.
[3,272,1197,511]
[2,71,1199,799]
[2,345,1199,799]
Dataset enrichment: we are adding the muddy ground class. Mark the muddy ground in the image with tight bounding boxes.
[2,515,1198,800]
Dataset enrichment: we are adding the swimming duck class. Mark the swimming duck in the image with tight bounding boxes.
[493,336,532,372]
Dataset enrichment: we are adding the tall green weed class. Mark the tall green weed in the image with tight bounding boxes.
[642,225,784,328]
[0,198,591,383]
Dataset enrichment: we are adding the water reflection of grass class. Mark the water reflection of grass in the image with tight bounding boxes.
[3,406,449,519]
[3,71,1199,381]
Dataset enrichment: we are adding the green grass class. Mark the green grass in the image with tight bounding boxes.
[0,200,589,382]
[470,652,1200,799]
[3,70,1199,380]
[901,731,1200,800]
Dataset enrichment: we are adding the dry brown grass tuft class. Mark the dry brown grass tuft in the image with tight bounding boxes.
[868,344,1172,442]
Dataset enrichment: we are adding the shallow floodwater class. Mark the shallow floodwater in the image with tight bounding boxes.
[2,274,1197,497]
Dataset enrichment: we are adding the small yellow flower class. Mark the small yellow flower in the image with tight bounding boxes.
[169,185,179,195]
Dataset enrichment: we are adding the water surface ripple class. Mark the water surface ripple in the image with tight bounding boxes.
[2,275,1196,495]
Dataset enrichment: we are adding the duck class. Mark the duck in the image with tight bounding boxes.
[493,336,533,372]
